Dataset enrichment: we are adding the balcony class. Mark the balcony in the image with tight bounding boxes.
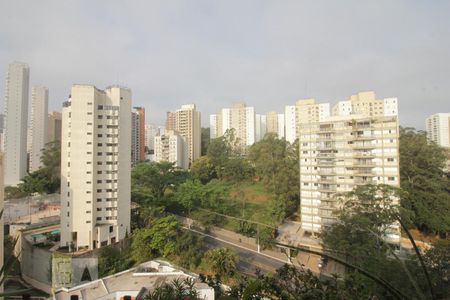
[318,169,335,175]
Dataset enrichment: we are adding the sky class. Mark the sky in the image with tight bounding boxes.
[1,1,449,129]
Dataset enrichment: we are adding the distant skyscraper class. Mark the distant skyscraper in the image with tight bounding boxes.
[48,111,62,144]
[29,86,49,172]
[145,124,158,152]
[284,99,330,144]
[4,62,30,186]
[166,111,176,131]
[209,102,255,149]
[154,130,188,169]
[266,112,285,138]
[425,113,450,148]
[255,114,267,142]
[174,104,201,165]
[0,114,5,152]
[131,107,145,165]
[60,85,131,251]
[299,91,400,243]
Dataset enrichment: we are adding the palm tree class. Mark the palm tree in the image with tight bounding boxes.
[143,278,199,300]
[204,247,237,277]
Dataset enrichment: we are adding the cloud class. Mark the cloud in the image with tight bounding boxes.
[1,0,449,128]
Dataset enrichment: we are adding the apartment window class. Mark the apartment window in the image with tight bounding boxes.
[97,208,102,211]
[109,226,113,233]
[87,112,92,115]
[67,212,69,217]
[87,152,92,155]
[87,132,92,135]
[98,105,103,109]
[86,191,91,194]
[388,177,396,181]
[87,102,92,105]
[97,162,103,165]
[68,162,70,167]
[86,201,91,204]
[97,198,102,202]
[87,122,92,125]
[98,115,103,119]
[97,143,102,146]
[67,202,70,206]
[87,161,92,165]
[86,221,91,223]
[97,171,102,174]
[97,180,102,183]
[98,134,103,138]
[67,192,70,197]
[97,152,102,156]
[86,171,91,174]
[98,125,103,128]
[86,181,91,184]
[97,189,102,192]
[87,142,92,145]
[86,211,91,214]
[387,158,394,162]
[97,217,102,221]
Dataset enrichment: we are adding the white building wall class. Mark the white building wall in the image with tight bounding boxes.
[4,62,29,186]
[285,105,296,144]
[221,108,231,135]
[332,100,352,116]
[426,113,450,148]
[209,114,217,139]
[29,86,49,172]
[245,107,255,146]
[60,85,131,251]
[383,98,399,117]
[277,114,285,138]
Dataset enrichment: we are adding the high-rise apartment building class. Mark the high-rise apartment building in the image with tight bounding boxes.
[299,91,400,243]
[255,114,267,142]
[4,62,30,186]
[174,104,201,165]
[154,130,188,169]
[0,114,5,152]
[29,86,49,172]
[166,111,176,131]
[425,113,450,148]
[266,112,285,138]
[48,111,62,144]
[209,102,255,149]
[60,85,131,251]
[284,99,330,144]
[144,124,158,153]
[131,107,146,165]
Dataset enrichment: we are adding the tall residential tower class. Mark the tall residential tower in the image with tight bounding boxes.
[60,85,131,251]
[4,62,30,185]
[29,86,49,172]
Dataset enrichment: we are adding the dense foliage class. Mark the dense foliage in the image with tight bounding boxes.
[399,127,450,236]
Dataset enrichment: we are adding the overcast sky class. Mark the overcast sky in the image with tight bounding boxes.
[1,1,449,128]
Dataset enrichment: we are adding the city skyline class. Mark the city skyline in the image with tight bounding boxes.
[1,1,450,129]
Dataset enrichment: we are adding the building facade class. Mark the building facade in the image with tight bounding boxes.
[48,111,62,144]
[60,85,131,251]
[165,111,176,131]
[299,92,400,243]
[426,113,450,148]
[209,102,255,149]
[174,104,201,165]
[154,130,188,169]
[131,107,146,165]
[29,86,49,172]
[4,62,30,186]
[266,112,285,138]
[284,99,330,144]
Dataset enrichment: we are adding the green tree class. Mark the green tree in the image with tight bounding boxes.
[98,245,132,277]
[249,134,299,218]
[204,247,237,277]
[201,127,210,156]
[219,157,254,183]
[191,156,217,184]
[131,215,181,262]
[399,127,450,236]
[132,161,188,204]
[423,239,450,298]
[321,184,435,299]
[175,180,204,216]
[143,278,200,300]
[175,231,205,269]
[18,141,61,195]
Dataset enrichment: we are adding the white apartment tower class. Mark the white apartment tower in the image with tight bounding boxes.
[266,112,285,139]
[174,104,201,165]
[284,99,330,144]
[4,62,30,186]
[60,85,131,251]
[154,130,188,169]
[299,91,400,243]
[255,114,267,142]
[29,86,49,172]
[209,102,256,149]
[425,113,450,148]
